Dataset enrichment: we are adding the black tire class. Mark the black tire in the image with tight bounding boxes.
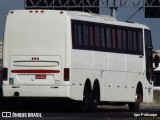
[81,85,91,112]
[89,84,99,112]
[128,88,142,111]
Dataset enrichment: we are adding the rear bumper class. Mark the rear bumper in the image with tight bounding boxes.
[2,85,70,97]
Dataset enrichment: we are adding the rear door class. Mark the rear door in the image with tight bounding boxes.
[9,55,62,85]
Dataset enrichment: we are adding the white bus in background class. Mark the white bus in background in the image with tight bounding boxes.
[2,10,157,112]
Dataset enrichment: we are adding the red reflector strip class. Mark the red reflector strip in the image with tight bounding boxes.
[11,70,60,73]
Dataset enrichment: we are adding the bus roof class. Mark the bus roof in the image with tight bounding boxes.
[65,10,149,30]
[8,10,150,30]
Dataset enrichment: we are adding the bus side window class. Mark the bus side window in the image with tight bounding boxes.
[122,30,127,50]
[112,28,117,49]
[83,25,89,46]
[72,23,78,48]
[117,29,122,50]
[133,31,138,52]
[100,27,106,48]
[95,26,100,48]
[89,26,94,47]
[128,31,133,51]
[106,27,112,49]
[77,24,83,46]
[138,32,143,53]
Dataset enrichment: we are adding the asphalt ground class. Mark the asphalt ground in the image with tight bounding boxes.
[0,90,159,119]
[0,97,159,120]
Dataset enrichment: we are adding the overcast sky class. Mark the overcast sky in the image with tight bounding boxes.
[0,0,160,50]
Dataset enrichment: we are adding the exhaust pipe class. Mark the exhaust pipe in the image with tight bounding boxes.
[14,92,19,97]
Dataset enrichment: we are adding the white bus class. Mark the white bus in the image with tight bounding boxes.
[2,10,157,111]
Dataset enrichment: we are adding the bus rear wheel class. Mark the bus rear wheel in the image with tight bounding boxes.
[89,84,99,112]
[81,85,91,112]
[128,88,142,111]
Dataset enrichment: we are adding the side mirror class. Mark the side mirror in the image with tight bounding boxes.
[154,54,159,68]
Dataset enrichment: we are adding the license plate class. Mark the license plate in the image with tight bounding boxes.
[35,74,46,79]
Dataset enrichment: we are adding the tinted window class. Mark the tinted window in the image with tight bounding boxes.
[71,20,143,55]
[138,32,143,52]
[101,27,106,48]
[133,32,138,51]
[117,29,122,49]
[73,23,78,46]
[106,28,112,48]
[95,26,100,47]
[122,30,127,50]
[89,26,94,47]
[112,29,116,49]
[83,25,89,46]
[77,24,82,46]
[128,31,133,51]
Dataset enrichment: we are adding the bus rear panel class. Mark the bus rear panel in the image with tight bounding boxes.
[3,10,70,97]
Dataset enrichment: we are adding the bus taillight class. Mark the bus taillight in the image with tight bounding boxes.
[2,68,8,81]
[64,68,69,81]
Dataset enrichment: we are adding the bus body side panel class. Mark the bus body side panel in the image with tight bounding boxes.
[70,32,152,103]
[70,50,92,100]
[70,49,145,102]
